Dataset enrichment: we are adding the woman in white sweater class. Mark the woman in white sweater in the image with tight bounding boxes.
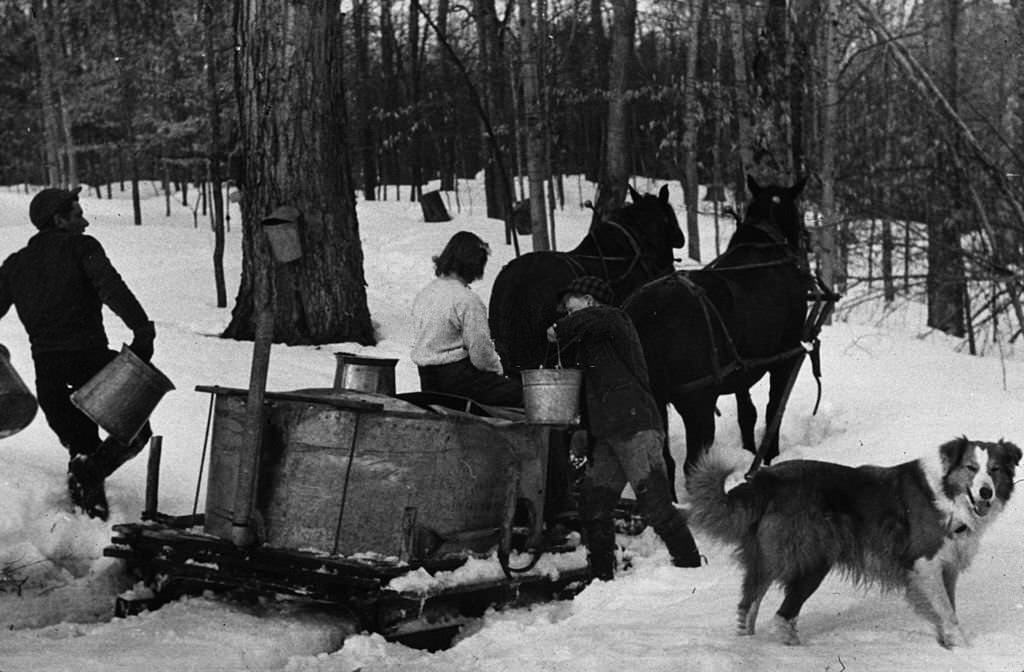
[410,231,522,406]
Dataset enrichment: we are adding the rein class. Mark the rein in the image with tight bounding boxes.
[743,274,839,479]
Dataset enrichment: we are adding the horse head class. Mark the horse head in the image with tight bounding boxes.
[732,175,808,258]
[578,185,684,278]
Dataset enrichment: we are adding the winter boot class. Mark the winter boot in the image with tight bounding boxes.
[579,483,620,581]
[636,473,703,568]
[68,454,109,521]
[583,520,617,581]
[87,424,152,482]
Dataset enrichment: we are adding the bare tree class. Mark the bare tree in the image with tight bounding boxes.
[203,0,227,308]
[519,0,550,250]
[591,0,636,220]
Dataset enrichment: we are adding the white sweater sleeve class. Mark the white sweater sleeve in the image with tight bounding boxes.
[458,291,504,375]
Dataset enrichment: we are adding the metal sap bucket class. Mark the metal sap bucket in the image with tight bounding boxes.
[70,345,175,442]
[262,205,303,263]
[0,344,38,438]
[521,368,582,425]
[333,352,398,395]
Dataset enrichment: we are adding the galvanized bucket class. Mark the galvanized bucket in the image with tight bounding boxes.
[0,344,38,439]
[262,205,303,263]
[263,221,302,263]
[333,352,398,395]
[521,368,582,425]
[71,345,175,442]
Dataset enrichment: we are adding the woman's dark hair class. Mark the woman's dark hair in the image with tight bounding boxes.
[433,231,490,282]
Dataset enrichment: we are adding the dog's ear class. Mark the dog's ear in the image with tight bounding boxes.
[939,436,971,471]
[998,440,1022,467]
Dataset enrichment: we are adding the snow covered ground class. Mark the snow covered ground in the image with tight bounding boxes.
[0,179,1022,671]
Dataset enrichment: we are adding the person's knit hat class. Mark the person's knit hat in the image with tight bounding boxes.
[557,275,615,306]
[29,186,81,228]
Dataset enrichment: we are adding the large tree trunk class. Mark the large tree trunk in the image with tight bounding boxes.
[223,0,374,346]
[591,0,636,221]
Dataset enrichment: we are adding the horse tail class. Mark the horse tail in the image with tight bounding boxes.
[685,444,762,546]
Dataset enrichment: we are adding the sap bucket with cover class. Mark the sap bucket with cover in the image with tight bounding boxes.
[71,345,175,442]
[521,368,582,425]
[333,352,398,395]
[0,344,38,438]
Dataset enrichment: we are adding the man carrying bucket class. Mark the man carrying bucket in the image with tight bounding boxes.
[546,275,702,579]
[0,187,157,520]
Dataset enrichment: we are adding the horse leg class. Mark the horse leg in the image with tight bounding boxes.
[652,403,679,502]
[677,395,717,479]
[735,389,757,455]
[762,361,800,464]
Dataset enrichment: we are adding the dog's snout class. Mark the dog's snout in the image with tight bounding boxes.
[980,485,993,500]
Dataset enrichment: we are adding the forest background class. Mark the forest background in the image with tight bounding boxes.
[1,0,1023,357]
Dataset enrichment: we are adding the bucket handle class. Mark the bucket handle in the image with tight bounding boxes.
[547,333,581,370]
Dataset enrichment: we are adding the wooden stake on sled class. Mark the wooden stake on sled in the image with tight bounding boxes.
[744,278,839,480]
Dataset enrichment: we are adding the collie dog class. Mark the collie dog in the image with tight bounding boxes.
[686,437,1020,648]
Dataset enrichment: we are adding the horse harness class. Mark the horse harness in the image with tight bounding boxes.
[665,237,838,402]
[568,217,664,287]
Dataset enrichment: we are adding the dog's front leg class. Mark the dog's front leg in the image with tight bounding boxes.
[906,559,968,648]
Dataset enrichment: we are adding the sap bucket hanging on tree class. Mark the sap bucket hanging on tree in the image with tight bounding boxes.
[521,368,582,425]
[71,345,175,442]
[0,344,38,438]
[262,205,303,264]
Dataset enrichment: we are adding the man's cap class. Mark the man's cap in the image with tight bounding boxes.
[558,275,615,306]
[29,186,82,228]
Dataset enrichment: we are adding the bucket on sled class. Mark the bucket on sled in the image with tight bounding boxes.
[71,345,175,442]
[0,344,38,439]
[521,368,582,425]
[333,352,398,395]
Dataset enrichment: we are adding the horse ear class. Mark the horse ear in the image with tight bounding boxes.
[628,184,641,203]
[746,175,762,197]
[789,177,807,199]
[658,184,670,203]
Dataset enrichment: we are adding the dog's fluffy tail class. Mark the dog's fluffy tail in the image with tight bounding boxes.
[685,444,762,545]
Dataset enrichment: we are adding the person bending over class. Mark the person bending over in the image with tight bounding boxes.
[547,275,701,579]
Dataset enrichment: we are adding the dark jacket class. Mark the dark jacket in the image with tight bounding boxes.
[552,304,661,439]
[0,229,150,354]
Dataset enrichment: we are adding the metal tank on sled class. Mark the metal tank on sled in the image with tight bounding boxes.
[104,355,601,646]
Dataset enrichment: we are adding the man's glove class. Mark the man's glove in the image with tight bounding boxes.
[130,321,156,362]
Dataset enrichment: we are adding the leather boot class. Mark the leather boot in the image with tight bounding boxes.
[636,472,702,568]
[78,424,152,483]
[580,484,620,581]
[583,519,616,581]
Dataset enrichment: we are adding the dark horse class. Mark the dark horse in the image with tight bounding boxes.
[490,185,685,372]
[624,176,812,487]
